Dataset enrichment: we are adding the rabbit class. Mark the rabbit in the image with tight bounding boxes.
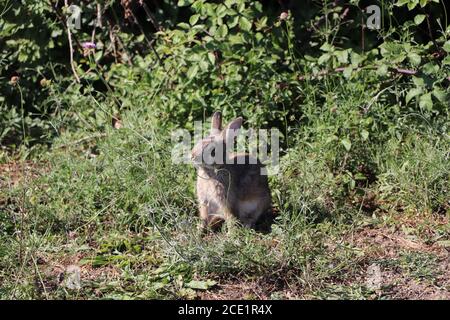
[191,111,272,232]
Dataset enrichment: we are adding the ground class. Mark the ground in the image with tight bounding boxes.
[1,159,449,300]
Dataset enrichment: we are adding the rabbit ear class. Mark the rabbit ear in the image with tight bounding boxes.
[211,111,222,134]
[224,117,243,131]
[222,117,243,142]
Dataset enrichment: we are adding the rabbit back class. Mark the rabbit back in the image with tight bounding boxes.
[195,152,271,229]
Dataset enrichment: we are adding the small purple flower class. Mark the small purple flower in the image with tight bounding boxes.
[82,42,96,49]
[280,12,289,20]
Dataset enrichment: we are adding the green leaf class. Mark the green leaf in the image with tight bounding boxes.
[178,22,190,30]
[228,34,244,44]
[227,15,239,28]
[406,87,422,104]
[408,52,421,66]
[207,51,216,65]
[178,0,193,7]
[189,14,200,25]
[335,50,348,64]
[320,43,334,52]
[237,2,245,12]
[51,29,63,37]
[186,65,199,79]
[395,0,410,6]
[414,14,426,25]
[208,25,217,36]
[341,138,351,151]
[443,56,450,66]
[94,51,102,62]
[443,41,450,53]
[239,17,252,31]
[349,179,356,190]
[376,64,389,76]
[255,16,268,30]
[407,1,418,10]
[318,53,331,65]
[325,135,339,144]
[343,66,353,78]
[216,24,228,38]
[422,62,439,74]
[361,130,369,141]
[350,52,365,67]
[216,4,227,17]
[199,58,209,71]
[185,280,217,290]
[432,88,448,103]
[419,92,433,110]
[354,173,367,180]
[191,0,203,11]
[412,76,425,87]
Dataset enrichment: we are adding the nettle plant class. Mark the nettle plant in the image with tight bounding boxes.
[305,0,449,138]
[311,0,449,114]
[143,0,298,129]
[386,0,449,114]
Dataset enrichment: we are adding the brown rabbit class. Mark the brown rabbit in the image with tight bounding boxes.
[191,111,272,232]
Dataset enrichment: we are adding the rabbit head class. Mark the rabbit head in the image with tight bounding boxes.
[191,111,243,170]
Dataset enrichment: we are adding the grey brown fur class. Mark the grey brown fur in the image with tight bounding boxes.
[191,112,271,232]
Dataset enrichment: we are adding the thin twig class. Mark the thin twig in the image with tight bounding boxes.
[64,0,80,83]
[424,9,442,67]
[48,0,83,51]
[393,68,416,76]
[129,8,165,70]
[307,0,342,32]
[141,2,161,30]
[91,3,102,43]
[31,255,49,299]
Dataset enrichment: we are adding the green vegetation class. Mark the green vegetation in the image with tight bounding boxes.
[0,0,449,299]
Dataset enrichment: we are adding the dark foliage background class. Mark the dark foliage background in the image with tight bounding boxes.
[1,0,448,148]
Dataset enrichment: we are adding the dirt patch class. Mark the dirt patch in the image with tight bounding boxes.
[347,214,449,258]
[0,161,50,214]
[345,216,450,300]
[379,263,450,300]
[347,228,442,259]
[0,161,48,190]
[201,215,449,300]
[350,254,450,300]
[199,275,300,300]
[35,251,121,297]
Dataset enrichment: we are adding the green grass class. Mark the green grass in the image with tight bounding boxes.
[1,92,448,299]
